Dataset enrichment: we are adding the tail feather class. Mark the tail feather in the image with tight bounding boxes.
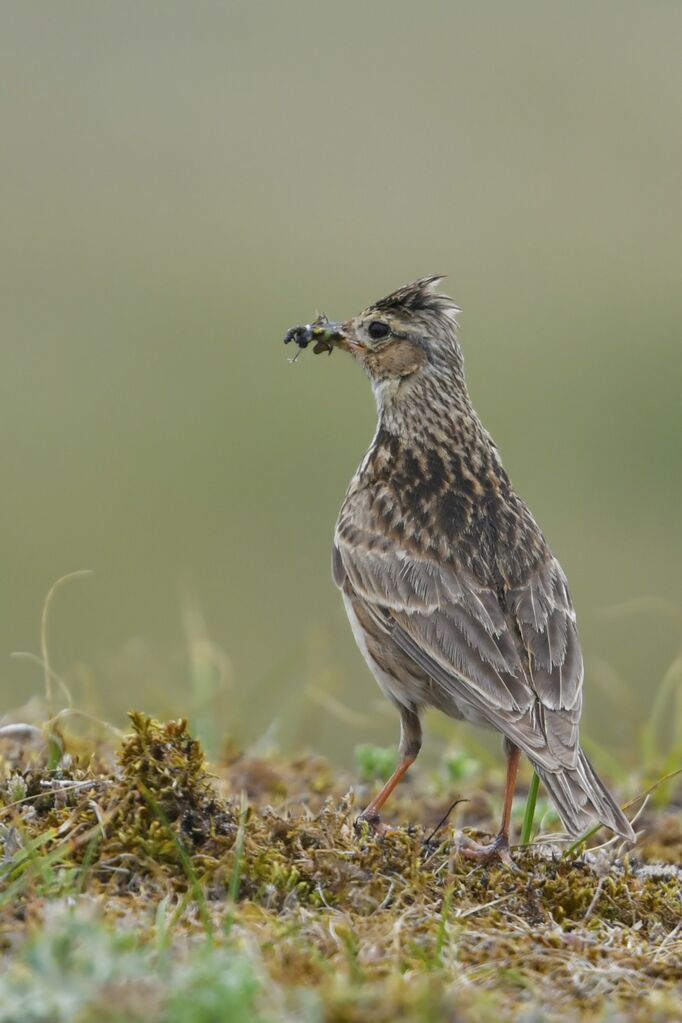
[533,748,635,842]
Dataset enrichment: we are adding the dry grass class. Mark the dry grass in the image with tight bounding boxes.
[0,712,680,1022]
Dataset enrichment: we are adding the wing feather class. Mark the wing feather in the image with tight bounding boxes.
[334,523,584,771]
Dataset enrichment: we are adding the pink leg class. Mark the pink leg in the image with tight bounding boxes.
[459,744,521,869]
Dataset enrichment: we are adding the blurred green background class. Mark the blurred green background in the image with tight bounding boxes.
[1,2,680,765]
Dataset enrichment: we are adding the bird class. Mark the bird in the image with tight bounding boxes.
[284,275,635,864]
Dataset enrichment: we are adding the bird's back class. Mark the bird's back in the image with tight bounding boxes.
[334,415,585,768]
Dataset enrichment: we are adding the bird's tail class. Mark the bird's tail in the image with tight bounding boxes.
[533,748,635,842]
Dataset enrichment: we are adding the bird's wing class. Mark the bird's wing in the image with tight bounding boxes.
[507,558,583,765]
[333,527,583,770]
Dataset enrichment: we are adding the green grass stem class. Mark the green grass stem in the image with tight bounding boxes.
[520,772,540,845]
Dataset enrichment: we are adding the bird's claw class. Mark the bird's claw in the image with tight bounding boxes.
[456,832,520,871]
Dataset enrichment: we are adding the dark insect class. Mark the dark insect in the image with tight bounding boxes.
[283,314,335,356]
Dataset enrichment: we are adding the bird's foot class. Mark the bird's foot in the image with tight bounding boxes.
[456,831,519,871]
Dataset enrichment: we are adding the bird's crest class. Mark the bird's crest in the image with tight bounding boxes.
[371,275,460,319]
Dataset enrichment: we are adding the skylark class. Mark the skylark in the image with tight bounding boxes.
[284,276,634,863]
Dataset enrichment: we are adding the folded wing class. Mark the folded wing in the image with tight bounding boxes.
[333,526,583,772]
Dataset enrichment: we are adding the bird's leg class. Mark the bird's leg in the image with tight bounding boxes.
[458,740,521,869]
[356,754,416,831]
[355,706,421,834]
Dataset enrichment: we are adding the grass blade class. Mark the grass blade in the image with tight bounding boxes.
[520,772,540,845]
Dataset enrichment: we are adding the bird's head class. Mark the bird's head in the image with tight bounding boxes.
[285,276,463,411]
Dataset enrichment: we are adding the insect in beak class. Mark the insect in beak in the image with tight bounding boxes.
[283,315,345,358]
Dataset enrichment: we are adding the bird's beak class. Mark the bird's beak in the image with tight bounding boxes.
[322,322,366,356]
[306,320,366,356]
[283,317,365,356]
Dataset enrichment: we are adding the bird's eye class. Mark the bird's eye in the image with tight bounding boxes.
[367,320,391,341]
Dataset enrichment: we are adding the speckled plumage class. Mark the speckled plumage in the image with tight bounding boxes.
[291,276,633,845]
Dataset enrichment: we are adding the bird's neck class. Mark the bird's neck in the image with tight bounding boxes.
[369,368,492,469]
